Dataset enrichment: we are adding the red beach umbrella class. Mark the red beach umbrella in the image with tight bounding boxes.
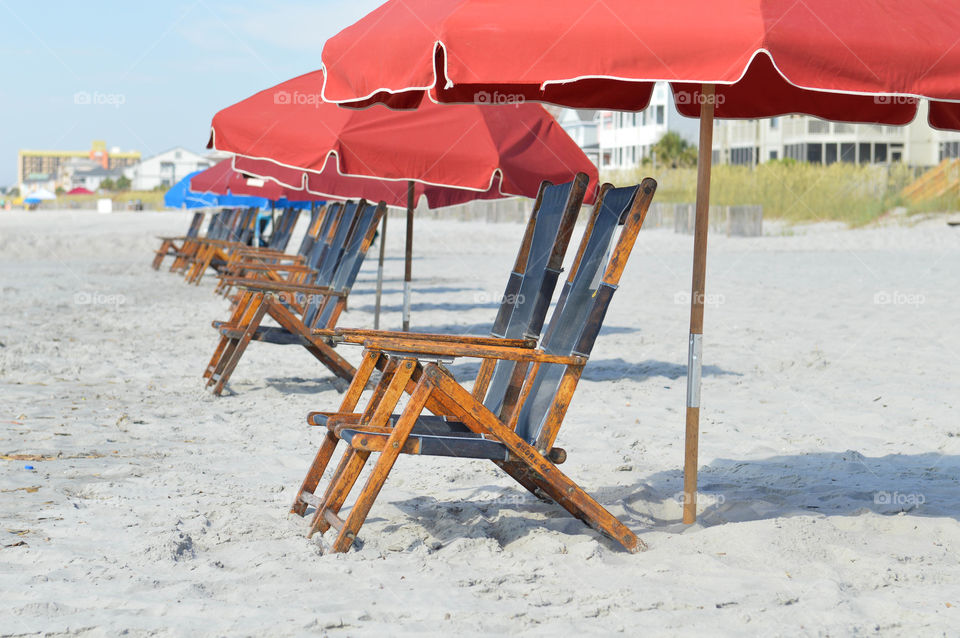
[317,0,960,524]
[207,69,598,328]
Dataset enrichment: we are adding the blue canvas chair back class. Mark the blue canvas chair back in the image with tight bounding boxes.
[236,208,259,244]
[513,184,642,444]
[268,207,302,251]
[482,177,585,416]
[295,204,325,257]
[310,201,359,287]
[306,200,383,328]
[185,212,204,238]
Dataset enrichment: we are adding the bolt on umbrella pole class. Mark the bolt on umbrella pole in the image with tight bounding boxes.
[373,209,387,329]
[402,180,414,331]
[683,83,716,525]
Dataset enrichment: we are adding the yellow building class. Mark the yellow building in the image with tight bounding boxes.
[17,141,140,192]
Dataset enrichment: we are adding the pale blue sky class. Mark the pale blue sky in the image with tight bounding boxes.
[0,0,383,186]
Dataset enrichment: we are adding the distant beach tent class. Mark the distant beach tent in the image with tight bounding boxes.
[66,187,94,195]
[24,188,56,204]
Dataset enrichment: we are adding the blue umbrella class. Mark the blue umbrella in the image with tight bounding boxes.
[164,170,271,209]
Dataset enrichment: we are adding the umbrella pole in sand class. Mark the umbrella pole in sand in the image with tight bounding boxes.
[683,84,716,524]
[373,208,388,329]
[403,180,414,331]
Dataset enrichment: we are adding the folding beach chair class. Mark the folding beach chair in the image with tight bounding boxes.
[289,172,590,513]
[203,199,385,394]
[152,211,205,270]
[167,210,229,273]
[214,205,317,296]
[293,178,657,554]
[183,207,261,284]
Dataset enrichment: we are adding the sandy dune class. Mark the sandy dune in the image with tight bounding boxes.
[1,209,959,636]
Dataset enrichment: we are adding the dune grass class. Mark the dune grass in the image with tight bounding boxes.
[604,162,925,226]
[55,190,167,209]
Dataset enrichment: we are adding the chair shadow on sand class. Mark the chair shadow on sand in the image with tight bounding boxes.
[352,450,960,552]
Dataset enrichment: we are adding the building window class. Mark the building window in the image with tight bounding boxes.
[602,150,612,167]
[769,150,778,160]
[807,143,823,163]
[840,143,855,163]
[874,143,888,162]
[940,141,960,161]
[770,118,779,129]
[656,105,665,125]
[858,143,871,164]
[825,143,838,165]
[808,120,829,135]
[890,143,904,162]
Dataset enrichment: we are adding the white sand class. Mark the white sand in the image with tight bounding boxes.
[1,209,959,636]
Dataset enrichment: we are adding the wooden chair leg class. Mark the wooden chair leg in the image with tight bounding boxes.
[291,351,382,515]
[204,293,256,380]
[310,359,415,533]
[329,378,433,553]
[309,448,369,537]
[211,298,268,395]
[427,366,644,553]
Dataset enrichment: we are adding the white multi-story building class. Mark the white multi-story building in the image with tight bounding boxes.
[712,100,960,167]
[595,83,699,171]
[555,109,599,166]
[560,86,960,170]
[124,147,213,190]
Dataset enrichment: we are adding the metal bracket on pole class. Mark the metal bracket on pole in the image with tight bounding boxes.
[686,333,703,409]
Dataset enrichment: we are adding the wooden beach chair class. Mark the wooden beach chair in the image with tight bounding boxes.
[184,207,262,284]
[152,211,204,270]
[213,205,316,296]
[168,210,230,273]
[202,199,385,394]
[171,208,243,275]
[293,178,657,554]
[289,172,590,519]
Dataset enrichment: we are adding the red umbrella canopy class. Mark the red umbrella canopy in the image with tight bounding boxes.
[66,187,94,195]
[320,0,960,128]
[208,69,599,205]
[189,159,321,201]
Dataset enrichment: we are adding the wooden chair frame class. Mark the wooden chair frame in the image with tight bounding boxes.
[292,178,658,554]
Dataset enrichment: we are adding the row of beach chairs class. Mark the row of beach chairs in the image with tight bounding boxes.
[154,174,658,553]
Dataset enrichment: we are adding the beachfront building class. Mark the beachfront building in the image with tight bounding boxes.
[16,141,140,193]
[711,101,960,167]
[61,158,126,191]
[594,83,699,171]
[555,109,600,166]
[123,147,212,191]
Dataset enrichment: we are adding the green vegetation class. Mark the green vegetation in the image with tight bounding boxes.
[649,132,698,169]
[58,190,166,209]
[604,162,923,226]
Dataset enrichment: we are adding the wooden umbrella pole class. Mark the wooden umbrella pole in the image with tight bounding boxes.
[402,180,414,331]
[683,83,716,525]
[373,210,388,329]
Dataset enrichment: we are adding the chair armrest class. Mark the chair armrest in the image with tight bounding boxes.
[330,328,537,349]
[235,280,344,296]
[356,336,584,364]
